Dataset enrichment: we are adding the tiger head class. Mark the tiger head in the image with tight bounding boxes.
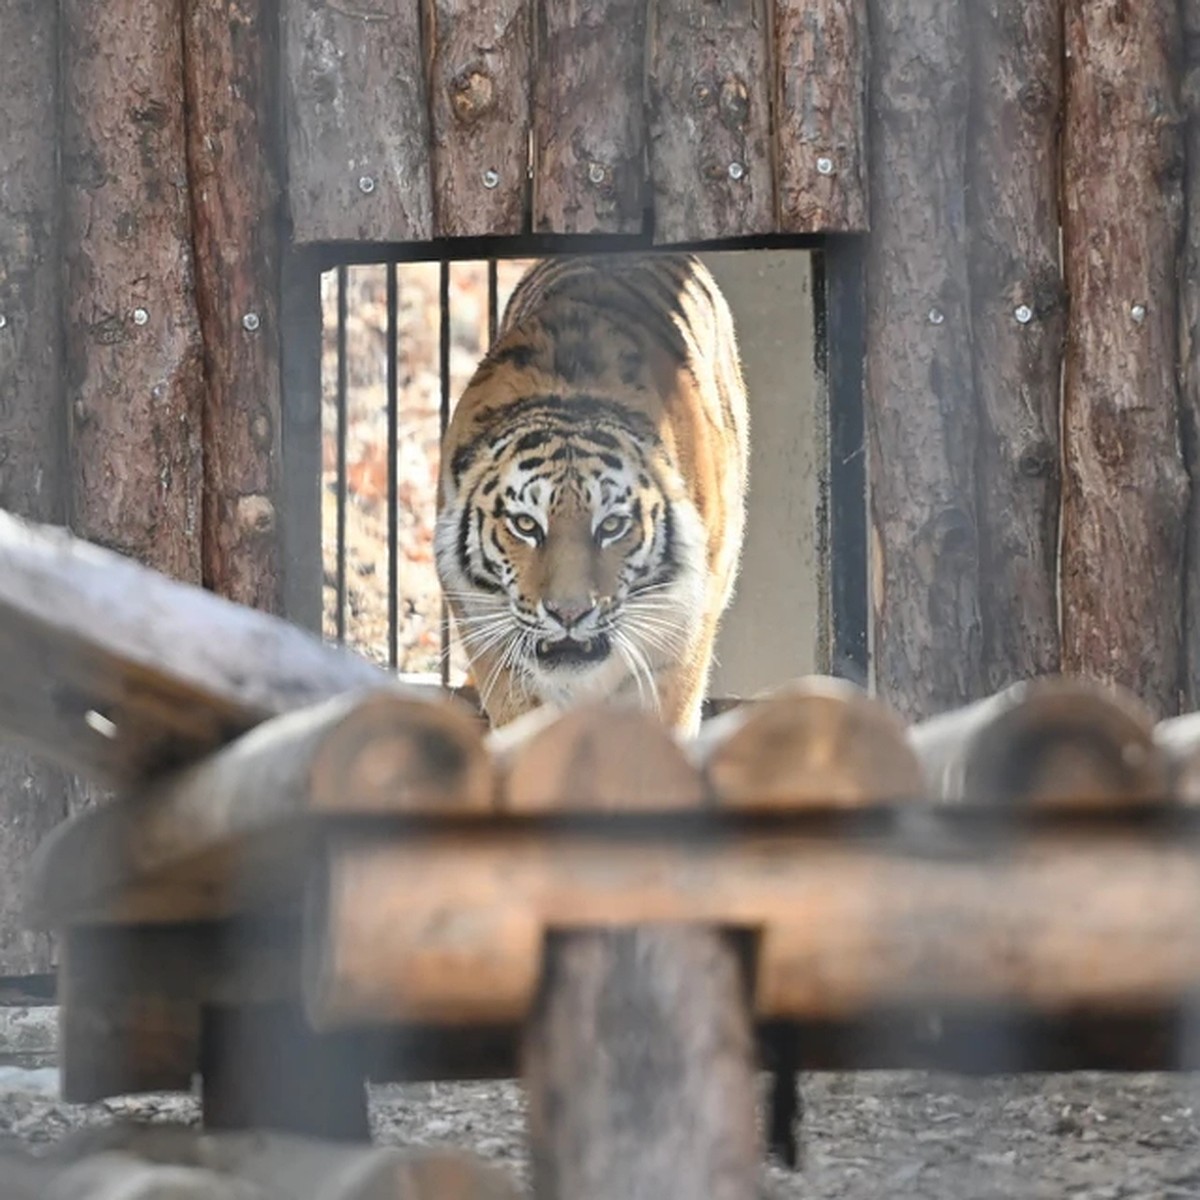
[434,399,707,721]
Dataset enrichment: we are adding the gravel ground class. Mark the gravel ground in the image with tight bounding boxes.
[1,1071,1198,1198]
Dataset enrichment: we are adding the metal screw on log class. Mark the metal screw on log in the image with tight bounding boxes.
[357,175,376,195]
[242,312,261,333]
[928,307,945,325]
[816,156,835,176]
[132,308,149,326]
[587,162,607,186]
[728,161,745,181]
[1130,303,1147,323]
[0,314,7,330]
[482,168,500,189]
[1014,305,1033,324]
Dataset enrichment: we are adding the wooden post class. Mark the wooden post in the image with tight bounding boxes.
[60,0,205,582]
[1061,0,1188,717]
[863,0,982,720]
[966,0,1064,693]
[426,0,531,238]
[184,0,284,613]
[523,928,760,1200]
[532,0,646,235]
[773,0,869,233]
[1180,5,1200,708]
[0,0,71,974]
[647,0,774,243]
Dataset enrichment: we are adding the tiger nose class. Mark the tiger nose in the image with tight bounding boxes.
[544,598,596,629]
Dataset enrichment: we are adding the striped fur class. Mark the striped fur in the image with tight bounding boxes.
[435,254,749,734]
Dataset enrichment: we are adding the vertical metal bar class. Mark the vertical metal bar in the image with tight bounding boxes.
[335,264,349,645]
[439,260,452,687]
[487,258,499,346]
[387,262,399,670]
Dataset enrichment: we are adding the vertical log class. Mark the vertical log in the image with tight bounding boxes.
[647,0,774,244]
[284,0,433,243]
[184,0,284,613]
[0,0,70,973]
[523,928,759,1200]
[1180,7,1200,708]
[966,0,1065,692]
[533,0,647,235]
[1061,0,1188,717]
[864,0,981,720]
[774,0,869,233]
[426,0,532,238]
[61,0,204,581]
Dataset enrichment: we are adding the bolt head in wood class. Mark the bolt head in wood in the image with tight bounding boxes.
[482,168,500,189]
[587,162,607,186]
[357,175,376,195]
[0,314,7,330]
[132,308,149,326]
[1014,305,1033,324]
[816,156,835,176]
[242,312,261,332]
[928,307,945,325]
[727,161,745,181]
[1130,303,1147,323]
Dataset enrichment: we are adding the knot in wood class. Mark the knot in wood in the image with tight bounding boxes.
[718,77,751,130]
[251,411,273,450]
[1018,79,1053,117]
[691,79,715,108]
[236,493,276,535]
[1017,442,1057,480]
[450,65,495,124]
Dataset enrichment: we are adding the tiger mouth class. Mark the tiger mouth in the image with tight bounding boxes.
[534,633,612,668]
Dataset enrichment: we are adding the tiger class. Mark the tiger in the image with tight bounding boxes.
[434,253,749,735]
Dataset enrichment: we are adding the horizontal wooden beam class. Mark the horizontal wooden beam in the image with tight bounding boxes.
[304,825,1200,1029]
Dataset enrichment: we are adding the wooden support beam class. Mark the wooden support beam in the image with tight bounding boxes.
[523,927,760,1200]
[689,676,921,808]
[0,511,395,783]
[26,690,493,928]
[303,824,1200,1029]
[909,677,1168,807]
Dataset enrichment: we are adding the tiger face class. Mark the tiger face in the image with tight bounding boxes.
[436,253,748,732]
[436,401,707,717]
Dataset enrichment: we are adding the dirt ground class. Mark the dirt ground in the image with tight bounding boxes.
[2,1071,1198,1198]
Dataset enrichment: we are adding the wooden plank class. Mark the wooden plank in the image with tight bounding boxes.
[184,0,284,613]
[532,0,646,235]
[909,677,1168,807]
[427,0,531,237]
[523,928,759,1200]
[1060,0,1188,716]
[1180,8,1200,709]
[0,511,396,784]
[60,0,204,581]
[492,704,705,813]
[305,826,1200,1026]
[27,690,493,928]
[689,676,921,808]
[966,0,1064,694]
[0,0,72,975]
[774,0,868,232]
[864,0,981,721]
[284,0,433,243]
[647,0,774,243]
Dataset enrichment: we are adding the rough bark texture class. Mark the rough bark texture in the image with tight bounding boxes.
[647,0,774,243]
[533,0,646,234]
[1181,5,1200,708]
[426,0,531,237]
[60,0,204,581]
[184,0,284,614]
[863,0,982,721]
[966,0,1065,693]
[284,0,433,243]
[523,928,759,1200]
[774,0,868,232]
[1061,0,1188,717]
[0,0,70,974]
